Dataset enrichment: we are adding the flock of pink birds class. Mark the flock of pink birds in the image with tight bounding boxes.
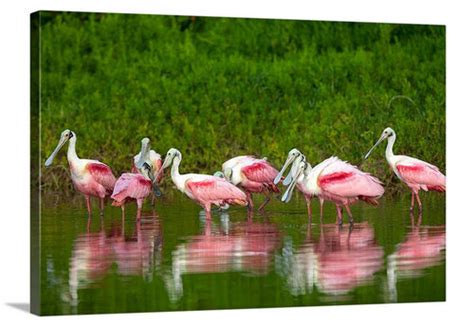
[44,127,445,224]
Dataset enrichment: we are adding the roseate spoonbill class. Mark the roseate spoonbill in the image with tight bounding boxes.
[132,137,164,205]
[111,163,158,220]
[364,127,446,212]
[44,129,116,216]
[150,148,248,218]
[276,149,384,224]
[218,155,280,211]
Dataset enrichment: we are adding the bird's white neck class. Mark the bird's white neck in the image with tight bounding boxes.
[385,133,396,163]
[67,136,79,163]
[171,156,182,186]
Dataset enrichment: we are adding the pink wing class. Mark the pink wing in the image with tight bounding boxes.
[241,160,279,183]
[111,173,151,202]
[397,163,446,191]
[319,160,384,198]
[87,162,117,191]
[186,177,247,205]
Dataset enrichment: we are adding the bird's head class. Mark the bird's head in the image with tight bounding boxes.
[364,127,396,160]
[274,148,303,185]
[44,129,75,166]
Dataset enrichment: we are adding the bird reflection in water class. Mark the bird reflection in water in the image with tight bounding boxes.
[66,216,162,307]
[165,211,281,302]
[386,213,445,302]
[276,222,384,299]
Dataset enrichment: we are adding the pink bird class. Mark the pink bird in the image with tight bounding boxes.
[45,129,116,216]
[111,163,156,220]
[219,155,280,211]
[151,148,248,219]
[275,149,384,225]
[365,127,446,212]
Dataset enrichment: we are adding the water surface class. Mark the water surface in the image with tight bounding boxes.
[39,193,445,315]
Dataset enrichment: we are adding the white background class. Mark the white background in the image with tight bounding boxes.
[0,0,472,325]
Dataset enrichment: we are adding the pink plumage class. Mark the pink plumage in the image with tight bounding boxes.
[287,156,384,224]
[396,162,446,192]
[318,159,385,206]
[186,176,248,208]
[111,173,152,220]
[223,156,280,210]
[365,127,446,212]
[86,163,117,194]
[44,130,119,216]
[241,161,280,193]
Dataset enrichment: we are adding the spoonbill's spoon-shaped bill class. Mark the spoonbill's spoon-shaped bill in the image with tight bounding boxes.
[364,128,394,160]
[135,137,151,169]
[134,138,162,197]
[281,161,305,203]
[274,148,302,185]
[45,129,73,166]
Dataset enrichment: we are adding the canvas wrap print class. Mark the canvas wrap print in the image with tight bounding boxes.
[30,11,446,315]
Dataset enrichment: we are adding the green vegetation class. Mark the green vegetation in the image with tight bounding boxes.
[38,12,445,195]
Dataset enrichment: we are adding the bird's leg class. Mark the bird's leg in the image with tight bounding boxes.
[258,189,271,211]
[258,197,271,211]
[99,197,105,216]
[247,209,254,222]
[87,216,92,233]
[246,192,254,211]
[344,204,354,225]
[136,199,143,221]
[306,218,313,239]
[85,195,92,217]
[204,218,212,236]
[318,198,324,224]
[415,192,423,213]
[151,194,156,207]
[417,212,423,226]
[410,192,415,212]
[410,211,415,228]
[204,203,212,220]
[121,205,126,222]
[336,205,344,226]
[304,196,312,220]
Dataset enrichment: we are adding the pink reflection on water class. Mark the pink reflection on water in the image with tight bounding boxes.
[386,213,445,302]
[277,222,384,298]
[67,217,162,305]
[166,213,281,301]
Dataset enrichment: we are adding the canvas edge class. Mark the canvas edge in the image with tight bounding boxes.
[30,10,41,316]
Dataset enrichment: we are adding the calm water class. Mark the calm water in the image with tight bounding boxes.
[39,193,445,315]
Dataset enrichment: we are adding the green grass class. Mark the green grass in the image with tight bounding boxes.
[37,12,445,195]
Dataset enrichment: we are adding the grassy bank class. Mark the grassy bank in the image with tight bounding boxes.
[38,12,445,195]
